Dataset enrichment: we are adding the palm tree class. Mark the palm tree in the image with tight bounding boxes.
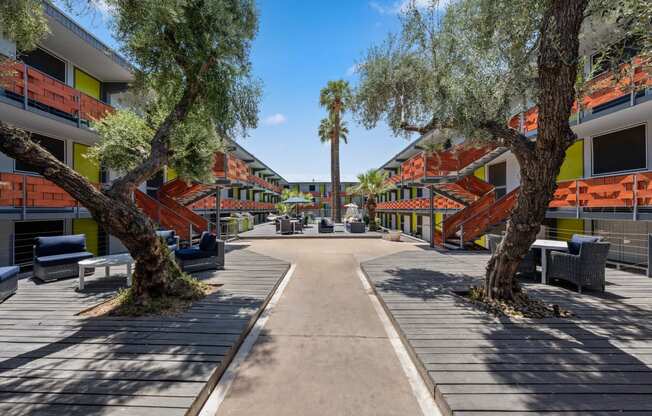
[350,169,394,231]
[319,80,352,223]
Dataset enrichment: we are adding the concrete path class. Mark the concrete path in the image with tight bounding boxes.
[213,239,428,416]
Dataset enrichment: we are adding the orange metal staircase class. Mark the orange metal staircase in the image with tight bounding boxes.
[134,189,207,242]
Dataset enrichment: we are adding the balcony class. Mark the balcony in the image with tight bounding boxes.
[376,196,463,211]
[0,172,83,212]
[189,196,275,211]
[508,56,652,133]
[248,174,282,194]
[0,61,114,127]
[551,172,652,210]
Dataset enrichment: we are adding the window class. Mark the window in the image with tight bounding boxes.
[592,125,646,175]
[228,188,234,198]
[309,184,316,192]
[488,162,507,199]
[20,48,66,83]
[15,134,65,173]
[416,188,423,198]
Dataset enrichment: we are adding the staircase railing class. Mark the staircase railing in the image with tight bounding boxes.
[134,189,198,241]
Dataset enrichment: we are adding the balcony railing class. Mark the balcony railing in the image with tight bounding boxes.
[509,55,651,133]
[376,196,463,211]
[248,174,282,194]
[189,196,275,211]
[1,61,114,126]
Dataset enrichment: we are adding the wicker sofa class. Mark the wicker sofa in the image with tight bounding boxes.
[0,266,19,302]
[346,221,365,233]
[33,235,94,282]
[174,232,225,273]
[549,235,610,293]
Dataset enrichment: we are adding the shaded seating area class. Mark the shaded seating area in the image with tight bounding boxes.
[175,231,225,272]
[33,235,94,282]
[0,266,19,302]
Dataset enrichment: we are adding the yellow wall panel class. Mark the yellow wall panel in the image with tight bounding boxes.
[474,166,486,180]
[73,219,99,255]
[74,68,100,100]
[73,143,100,183]
[556,218,584,241]
[557,140,584,181]
[166,167,178,182]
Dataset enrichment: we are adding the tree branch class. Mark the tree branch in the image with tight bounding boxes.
[0,122,111,209]
[479,120,534,157]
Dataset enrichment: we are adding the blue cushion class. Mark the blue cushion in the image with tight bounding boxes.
[35,251,94,267]
[198,232,217,252]
[567,235,600,255]
[156,230,177,246]
[0,266,19,282]
[35,235,86,257]
[175,248,213,260]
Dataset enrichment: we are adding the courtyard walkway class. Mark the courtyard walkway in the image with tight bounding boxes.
[212,239,428,416]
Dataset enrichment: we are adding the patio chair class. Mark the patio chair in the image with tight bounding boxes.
[487,234,536,275]
[174,232,225,273]
[33,235,94,282]
[280,219,293,235]
[0,266,19,302]
[347,221,365,233]
[318,218,335,233]
[549,241,611,293]
[293,220,303,233]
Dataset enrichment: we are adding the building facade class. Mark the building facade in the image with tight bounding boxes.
[0,4,286,270]
[286,181,363,218]
[376,35,652,270]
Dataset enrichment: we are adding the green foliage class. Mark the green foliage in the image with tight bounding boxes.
[355,0,650,142]
[90,110,153,172]
[0,0,49,52]
[318,117,349,144]
[350,169,395,199]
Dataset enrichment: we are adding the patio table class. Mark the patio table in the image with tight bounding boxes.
[531,239,568,284]
[78,253,133,290]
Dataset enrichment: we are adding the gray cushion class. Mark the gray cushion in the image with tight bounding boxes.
[156,230,177,246]
[567,235,601,255]
[320,218,334,227]
[198,232,217,252]
[35,251,94,267]
[175,248,213,260]
[34,235,86,257]
[0,266,19,282]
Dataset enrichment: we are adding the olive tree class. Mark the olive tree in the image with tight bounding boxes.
[0,0,260,307]
[355,0,651,301]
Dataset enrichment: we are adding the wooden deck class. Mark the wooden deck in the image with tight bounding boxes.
[361,249,652,415]
[0,246,289,416]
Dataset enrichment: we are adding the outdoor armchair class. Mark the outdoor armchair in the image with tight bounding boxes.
[279,219,293,235]
[487,234,536,276]
[0,266,19,302]
[347,221,365,233]
[293,220,303,233]
[549,241,610,293]
[33,235,94,282]
[318,218,335,233]
[174,232,225,273]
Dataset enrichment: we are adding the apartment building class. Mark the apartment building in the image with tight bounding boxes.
[287,181,363,218]
[0,3,285,270]
[376,34,652,269]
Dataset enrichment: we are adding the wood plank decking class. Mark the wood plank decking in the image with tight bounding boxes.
[361,249,652,415]
[0,246,289,416]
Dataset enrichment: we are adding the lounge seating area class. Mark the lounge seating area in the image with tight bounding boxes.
[0,266,19,302]
[174,231,225,273]
[488,233,611,293]
[33,235,94,282]
[318,218,335,233]
[156,230,180,251]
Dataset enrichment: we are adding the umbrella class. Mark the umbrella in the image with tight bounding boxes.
[282,196,312,204]
[344,203,358,208]
[282,196,313,216]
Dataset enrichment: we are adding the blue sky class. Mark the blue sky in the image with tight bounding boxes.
[57,0,418,182]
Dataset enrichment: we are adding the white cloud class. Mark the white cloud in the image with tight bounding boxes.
[263,113,287,126]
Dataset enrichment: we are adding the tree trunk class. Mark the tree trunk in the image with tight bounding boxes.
[0,123,190,305]
[367,196,378,231]
[485,0,588,301]
[331,112,342,223]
